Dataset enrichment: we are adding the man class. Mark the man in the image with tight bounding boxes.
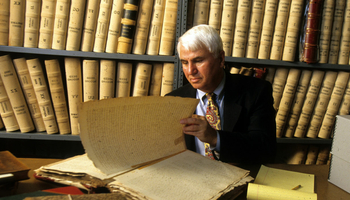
[166,25,276,164]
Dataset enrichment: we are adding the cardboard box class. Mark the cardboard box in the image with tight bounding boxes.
[329,115,350,193]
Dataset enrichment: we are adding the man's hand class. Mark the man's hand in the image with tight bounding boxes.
[180,114,217,147]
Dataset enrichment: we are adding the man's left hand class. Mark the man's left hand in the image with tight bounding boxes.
[180,114,217,147]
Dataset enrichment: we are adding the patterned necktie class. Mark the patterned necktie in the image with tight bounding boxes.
[205,93,221,159]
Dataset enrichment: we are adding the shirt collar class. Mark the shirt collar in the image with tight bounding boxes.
[197,73,226,102]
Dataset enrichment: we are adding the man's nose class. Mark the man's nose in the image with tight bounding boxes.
[187,62,197,74]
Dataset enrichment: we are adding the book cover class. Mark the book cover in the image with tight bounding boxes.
[27,58,59,134]
[51,0,70,50]
[66,0,86,51]
[0,0,9,45]
[104,0,124,53]
[13,58,46,132]
[0,55,35,133]
[220,0,238,56]
[45,59,71,135]
[23,0,41,48]
[38,0,56,49]
[9,0,25,46]
[80,0,100,52]
[0,151,30,183]
[93,0,113,52]
[65,57,83,135]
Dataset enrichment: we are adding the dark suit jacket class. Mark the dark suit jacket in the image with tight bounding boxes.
[166,72,276,164]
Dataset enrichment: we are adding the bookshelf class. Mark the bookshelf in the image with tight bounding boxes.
[0,0,347,161]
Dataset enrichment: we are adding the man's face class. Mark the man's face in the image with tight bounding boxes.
[179,45,225,93]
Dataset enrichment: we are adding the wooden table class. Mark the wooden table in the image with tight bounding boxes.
[3,158,350,200]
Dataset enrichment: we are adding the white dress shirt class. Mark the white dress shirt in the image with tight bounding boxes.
[194,74,225,156]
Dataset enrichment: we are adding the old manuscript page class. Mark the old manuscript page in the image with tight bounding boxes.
[109,150,252,200]
[78,96,199,175]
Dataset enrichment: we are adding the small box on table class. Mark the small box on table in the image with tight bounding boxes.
[329,115,350,193]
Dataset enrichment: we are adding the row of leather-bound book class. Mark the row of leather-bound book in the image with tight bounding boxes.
[1,0,178,56]
[230,65,350,140]
[0,54,175,135]
[3,0,350,64]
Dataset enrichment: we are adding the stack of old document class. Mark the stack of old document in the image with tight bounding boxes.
[35,96,253,200]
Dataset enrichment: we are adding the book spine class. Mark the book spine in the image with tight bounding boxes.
[208,0,223,32]
[0,0,10,45]
[286,144,308,164]
[148,63,163,96]
[272,68,289,111]
[318,71,349,139]
[275,68,301,138]
[328,0,346,64]
[9,0,25,46]
[264,67,276,84]
[318,0,335,63]
[93,0,113,52]
[220,0,238,56]
[316,145,330,164]
[0,55,34,133]
[281,0,304,61]
[158,0,178,56]
[270,0,291,60]
[132,0,154,55]
[24,0,41,48]
[229,66,240,75]
[104,0,124,53]
[305,71,337,138]
[99,60,116,99]
[301,0,323,64]
[27,58,59,134]
[51,0,71,50]
[13,58,46,132]
[132,62,152,96]
[146,0,166,55]
[160,63,174,96]
[66,0,87,51]
[65,57,82,135]
[45,59,71,134]
[186,0,195,29]
[338,77,350,115]
[284,69,312,138]
[257,0,278,59]
[0,117,3,129]
[83,59,99,102]
[117,0,139,54]
[0,76,19,131]
[38,0,57,49]
[192,0,210,26]
[80,0,101,52]
[294,70,325,138]
[232,0,252,58]
[337,1,350,65]
[305,145,319,164]
[115,62,132,97]
[245,0,266,59]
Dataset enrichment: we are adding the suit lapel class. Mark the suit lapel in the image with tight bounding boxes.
[223,74,243,131]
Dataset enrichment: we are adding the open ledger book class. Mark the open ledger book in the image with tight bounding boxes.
[34,96,253,200]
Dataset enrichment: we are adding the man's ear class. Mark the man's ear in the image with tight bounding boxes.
[219,50,225,68]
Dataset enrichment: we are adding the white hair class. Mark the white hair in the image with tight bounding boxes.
[177,25,223,58]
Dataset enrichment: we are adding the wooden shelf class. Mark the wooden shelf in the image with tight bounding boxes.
[0,131,80,141]
[0,46,176,63]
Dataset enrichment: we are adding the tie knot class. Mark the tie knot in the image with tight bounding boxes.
[205,92,216,101]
